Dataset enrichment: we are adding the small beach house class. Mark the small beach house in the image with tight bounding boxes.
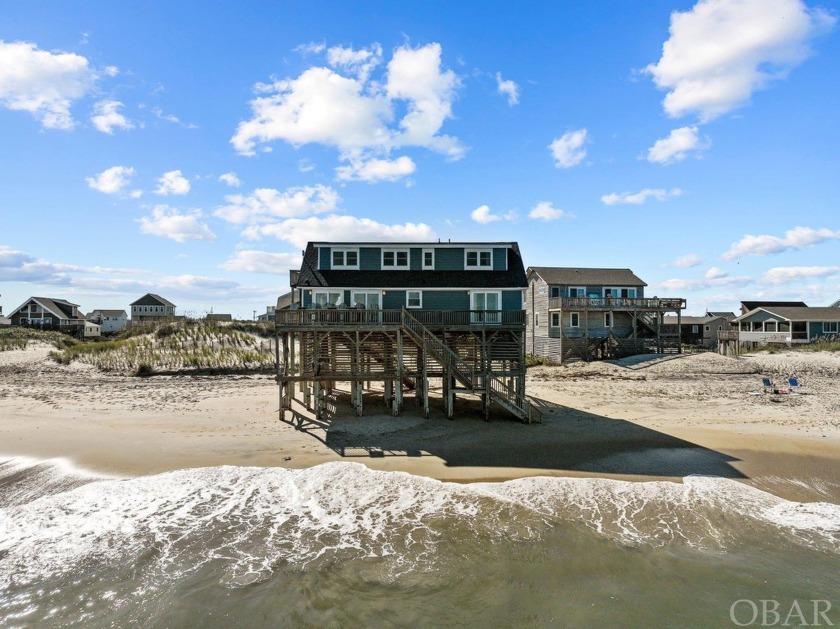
[130,294,176,323]
[525,267,686,363]
[7,297,88,333]
[734,306,840,346]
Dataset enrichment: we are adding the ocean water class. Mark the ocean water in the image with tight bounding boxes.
[2,457,840,628]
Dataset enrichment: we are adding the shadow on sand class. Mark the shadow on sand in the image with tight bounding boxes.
[281,386,746,479]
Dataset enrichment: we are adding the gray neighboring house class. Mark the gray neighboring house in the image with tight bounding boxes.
[130,294,176,323]
[734,306,840,345]
[257,292,293,321]
[830,298,840,308]
[526,267,686,363]
[86,309,128,333]
[8,297,86,329]
[662,314,730,348]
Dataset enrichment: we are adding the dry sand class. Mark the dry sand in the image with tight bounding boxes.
[2,342,840,502]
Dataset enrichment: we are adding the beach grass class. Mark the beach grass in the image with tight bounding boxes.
[48,320,276,375]
[0,327,78,351]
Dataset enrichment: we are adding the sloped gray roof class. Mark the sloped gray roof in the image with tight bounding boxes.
[663,315,729,325]
[89,309,127,317]
[276,292,293,310]
[131,293,176,307]
[528,267,647,286]
[830,298,840,308]
[706,311,736,319]
[741,300,807,311]
[9,297,83,320]
[737,307,840,322]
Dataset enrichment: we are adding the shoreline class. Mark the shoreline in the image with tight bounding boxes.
[2,344,840,502]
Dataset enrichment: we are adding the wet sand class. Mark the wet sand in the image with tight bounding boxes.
[2,343,839,502]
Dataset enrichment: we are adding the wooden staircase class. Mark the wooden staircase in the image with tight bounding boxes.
[401,310,541,423]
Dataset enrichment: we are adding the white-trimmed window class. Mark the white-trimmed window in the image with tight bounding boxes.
[692,325,699,333]
[551,312,561,327]
[568,287,586,298]
[331,249,359,269]
[351,292,380,309]
[471,291,501,323]
[465,249,492,269]
[406,290,422,308]
[604,312,612,328]
[382,249,409,269]
[422,249,435,270]
[570,312,580,327]
[550,286,561,298]
[704,325,710,332]
[825,322,839,333]
[314,291,344,307]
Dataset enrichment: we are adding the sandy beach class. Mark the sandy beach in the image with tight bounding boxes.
[2,342,840,502]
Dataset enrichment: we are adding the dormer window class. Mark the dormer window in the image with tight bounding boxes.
[422,249,435,270]
[382,249,409,269]
[465,249,492,269]
[332,248,359,269]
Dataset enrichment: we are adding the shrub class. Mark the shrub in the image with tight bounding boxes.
[135,363,154,377]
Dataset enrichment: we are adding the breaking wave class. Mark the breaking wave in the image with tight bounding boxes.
[1,457,839,626]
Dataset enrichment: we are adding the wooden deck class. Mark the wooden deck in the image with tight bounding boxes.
[276,308,526,330]
[547,297,686,311]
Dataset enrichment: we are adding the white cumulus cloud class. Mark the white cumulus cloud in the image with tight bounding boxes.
[154,170,191,196]
[335,155,416,182]
[601,187,683,205]
[647,126,709,164]
[705,266,728,279]
[0,40,98,129]
[221,250,301,274]
[528,201,574,221]
[215,184,340,225]
[218,172,241,188]
[470,205,517,224]
[326,43,382,82]
[762,265,840,285]
[86,165,136,195]
[138,206,215,242]
[671,253,702,268]
[549,129,588,168]
[496,72,519,106]
[723,226,840,260]
[242,215,435,249]
[645,0,835,122]
[231,42,463,166]
[90,99,133,134]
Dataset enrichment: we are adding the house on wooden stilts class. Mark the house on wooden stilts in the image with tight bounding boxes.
[275,241,541,423]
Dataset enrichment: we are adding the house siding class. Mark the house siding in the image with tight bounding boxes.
[422,290,470,311]
[502,290,522,311]
[493,248,506,271]
[435,248,463,271]
[359,248,379,271]
[526,276,551,355]
[382,291,405,310]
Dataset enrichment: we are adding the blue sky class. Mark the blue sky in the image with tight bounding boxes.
[1,0,838,319]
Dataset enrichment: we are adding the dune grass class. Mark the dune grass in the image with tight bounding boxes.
[49,320,275,375]
[0,327,78,351]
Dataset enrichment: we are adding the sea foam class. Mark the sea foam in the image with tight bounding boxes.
[1,458,839,595]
